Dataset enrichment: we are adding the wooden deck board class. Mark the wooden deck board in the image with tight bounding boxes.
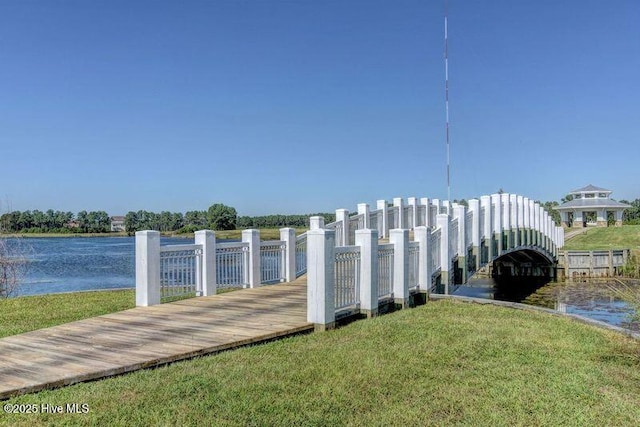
[0,280,311,399]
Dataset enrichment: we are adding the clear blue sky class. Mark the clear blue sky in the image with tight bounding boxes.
[1,0,638,216]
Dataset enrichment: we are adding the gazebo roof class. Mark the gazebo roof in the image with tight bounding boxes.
[569,184,611,194]
[555,198,631,211]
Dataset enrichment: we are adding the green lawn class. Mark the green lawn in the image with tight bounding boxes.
[563,225,640,251]
[0,290,135,338]
[1,299,639,426]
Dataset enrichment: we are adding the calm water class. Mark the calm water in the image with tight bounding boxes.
[10,236,190,296]
[455,277,640,332]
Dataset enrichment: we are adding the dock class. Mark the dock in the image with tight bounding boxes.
[0,278,310,400]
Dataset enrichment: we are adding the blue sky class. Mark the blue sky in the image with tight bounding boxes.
[1,0,638,216]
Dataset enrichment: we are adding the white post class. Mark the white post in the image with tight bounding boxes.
[534,203,541,247]
[481,195,492,263]
[336,209,349,246]
[455,205,467,282]
[501,193,511,250]
[437,213,450,291]
[310,216,325,230]
[491,194,503,256]
[243,229,261,288]
[420,197,431,228]
[432,199,441,216]
[414,226,431,293]
[523,197,531,246]
[377,199,388,238]
[307,229,336,330]
[443,200,451,216]
[516,195,524,247]
[390,228,409,307]
[135,230,161,306]
[408,197,418,229]
[393,197,405,229]
[356,229,378,317]
[510,194,519,247]
[280,228,296,282]
[468,199,481,271]
[357,203,370,229]
[195,230,216,296]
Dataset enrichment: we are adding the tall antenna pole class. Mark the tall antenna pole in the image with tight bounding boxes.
[444,0,451,203]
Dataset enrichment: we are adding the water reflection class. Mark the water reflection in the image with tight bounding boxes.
[455,277,640,332]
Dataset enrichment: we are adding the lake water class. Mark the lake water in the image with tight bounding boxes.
[10,236,190,296]
[5,237,639,332]
[455,277,640,332]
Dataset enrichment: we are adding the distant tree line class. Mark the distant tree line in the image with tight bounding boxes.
[0,210,110,233]
[124,204,336,234]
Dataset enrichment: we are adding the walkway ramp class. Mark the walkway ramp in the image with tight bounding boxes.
[0,279,310,399]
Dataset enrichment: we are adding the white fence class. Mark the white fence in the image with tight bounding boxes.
[307,192,565,329]
[136,228,304,306]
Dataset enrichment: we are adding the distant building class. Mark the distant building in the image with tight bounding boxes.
[554,185,630,228]
[110,216,126,232]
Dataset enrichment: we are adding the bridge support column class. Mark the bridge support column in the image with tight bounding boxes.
[390,229,409,308]
[243,229,261,288]
[280,228,296,282]
[310,216,325,230]
[502,193,512,250]
[336,209,349,246]
[468,199,481,272]
[437,214,450,292]
[356,229,378,317]
[420,198,431,228]
[357,203,370,229]
[394,198,405,229]
[195,230,216,296]
[408,197,418,229]
[377,200,388,238]
[481,196,492,265]
[135,230,161,307]
[492,194,503,256]
[414,226,431,293]
[307,229,336,331]
[454,205,467,283]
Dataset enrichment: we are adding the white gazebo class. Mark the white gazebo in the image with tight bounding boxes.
[554,184,630,228]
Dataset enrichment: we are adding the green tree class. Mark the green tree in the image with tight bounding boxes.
[206,204,237,231]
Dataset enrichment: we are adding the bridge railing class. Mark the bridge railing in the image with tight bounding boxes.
[307,192,565,329]
[136,227,302,306]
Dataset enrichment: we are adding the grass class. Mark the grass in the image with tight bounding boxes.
[0,289,135,338]
[562,225,640,251]
[1,299,639,426]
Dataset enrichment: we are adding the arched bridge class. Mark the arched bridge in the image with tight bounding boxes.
[306,193,564,328]
[135,192,563,330]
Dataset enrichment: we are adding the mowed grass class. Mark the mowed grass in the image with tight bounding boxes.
[0,289,135,338]
[2,300,639,426]
[563,225,640,251]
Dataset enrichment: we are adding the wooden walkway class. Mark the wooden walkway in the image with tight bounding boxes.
[0,278,311,399]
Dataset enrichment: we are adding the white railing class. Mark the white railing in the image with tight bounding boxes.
[430,228,441,273]
[334,246,360,311]
[377,243,394,297]
[403,206,411,229]
[465,211,473,248]
[450,218,459,258]
[387,206,397,230]
[307,193,565,328]
[326,220,343,247]
[160,244,202,301]
[260,240,286,284]
[417,205,427,227]
[408,241,420,289]
[217,242,249,288]
[295,232,307,277]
